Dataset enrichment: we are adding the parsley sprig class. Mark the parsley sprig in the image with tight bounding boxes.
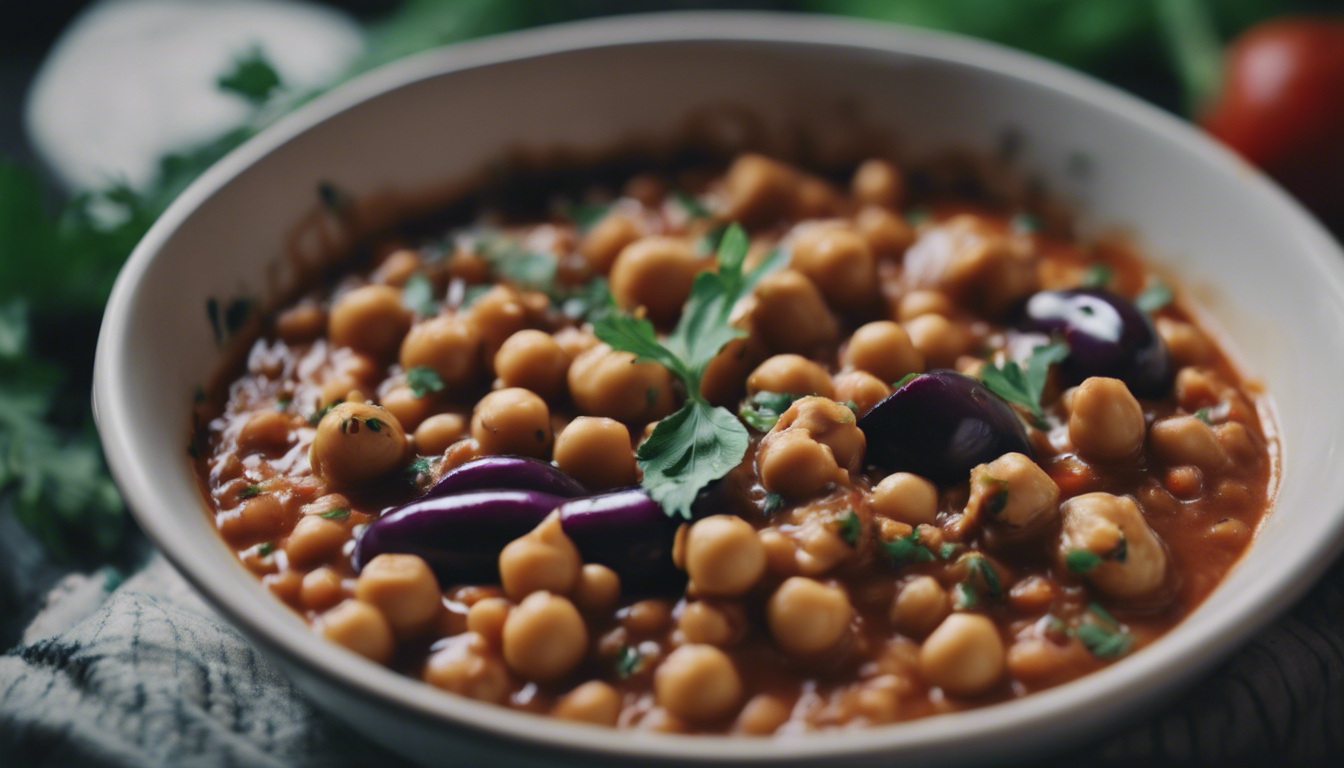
[406,366,445,398]
[979,342,1069,428]
[1074,602,1134,659]
[593,224,780,519]
[739,391,800,432]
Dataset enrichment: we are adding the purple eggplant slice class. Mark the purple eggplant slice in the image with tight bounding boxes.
[424,455,588,500]
[858,370,1032,485]
[1020,289,1173,399]
[557,489,680,586]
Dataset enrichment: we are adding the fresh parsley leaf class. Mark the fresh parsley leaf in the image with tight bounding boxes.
[1087,601,1121,627]
[1081,263,1113,288]
[838,509,862,546]
[695,223,727,256]
[672,190,711,219]
[216,46,283,105]
[615,646,642,678]
[402,273,438,316]
[1135,281,1174,313]
[965,555,1003,600]
[556,277,614,322]
[636,399,750,520]
[940,542,960,561]
[952,582,978,610]
[880,531,936,565]
[406,366,446,398]
[238,485,263,499]
[476,237,557,293]
[979,342,1069,428]
[1066,549,1103,573]
[404,455,436,485]
[762,493,784,517]
[1193,407,1212,425]
[738,391,800,432]
[320,508,351,522]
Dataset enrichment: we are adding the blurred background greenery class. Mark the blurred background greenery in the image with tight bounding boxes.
[2,0,1341,642]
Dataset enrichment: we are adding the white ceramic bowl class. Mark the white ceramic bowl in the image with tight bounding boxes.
[93,12,1344,767]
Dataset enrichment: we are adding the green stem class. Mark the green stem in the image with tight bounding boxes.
[1153,0,1226,116]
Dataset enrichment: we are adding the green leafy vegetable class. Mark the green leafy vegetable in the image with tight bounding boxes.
[1075,603,1134,659]
[406,366,446,398]
[1193,407,1213,425]
[1135,281,1174,313]
[952,582,979,610]
[838,509,862,546]
[320,508,351,522]
[965,554,1003,600]
[880,531,937,566]
[1081,263,1113,288]
[738,391,801,432]
[216,46,283,105]
[1066,549,1103,573]
[402,273,438,316]
[238,485,264,499]
[762,493,785,517]
[404,455,437,485]
[615,645,642,678]
[256,542,275,557]
[979,342,1070,428]
[940,542,960,561]
[595,224,763,519]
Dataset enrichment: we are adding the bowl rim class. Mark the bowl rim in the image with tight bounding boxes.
[93,10,1344,763]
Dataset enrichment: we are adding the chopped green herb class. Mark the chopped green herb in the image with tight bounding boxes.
[940,542,960,561]
[595,224,766,519]
[1135,281,1174,313]
[615,646,642,678]
[893,372,919,389]
[308,399,342,426]
[840,400,859,415]
[365,418,384,433]
[905,207,932,226]
[320,508,351,522]
[475,237,558,293]
[238,485,263,499]
[982,476,1010,516]
[556,277,614,322]
[1193,407,1212,425]
[695,223,728,256]
[952,582,978,610]
[1066,549,1103,573]
[406,366,446,398]
[402,273,438,316]
[738,391,800,432]
[256,542,275,557]
[1076,624,1133,659]
[672,190,711,219]
[965,555,1003,599]
[564,201,611,232]
[276,396,291,412]
[404,455,435,481]
[762,493,785,517]
[317,181,349,214]
[1011,212,1043,233]
[880,531,936,566]
[1087,601,1120,627]
[838,509,862,546]
[979,341,1070,428]
[1081,263,1113,288]
[216,46,282,105]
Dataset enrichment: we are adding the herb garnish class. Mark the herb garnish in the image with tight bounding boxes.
[1193,407,1213,425]
[308,399,341,426]
[402,273,438,316]
[762,493,784,517]
[364,418,384,433]
[1081,263,1113,288]
[739,391,800,432]
[238,485,263,499]
[965,555,1003,600]
[475,237,557,293]
[979,342,1069,428]
[406,366,445,398]
[1075,602,1134,659]
[564,201,611,233]
[880,531,936,566]
[672,190,711,220]
[1135,280,1174,313]
[320,508,351,522]
[1066,549,1103,573]
[404,455,435,484]
[615,646,642,678]
[940,542,960,561]
[893,372,919,390]
[838,509,862,546]
[952,582,978,610]
[1011,212,1043,234]
[275,396,291,412]
[216,46,283,105]
[256,542,275,557]
[594,223,780,519]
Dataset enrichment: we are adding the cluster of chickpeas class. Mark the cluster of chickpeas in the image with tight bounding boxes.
[200,152,1272,732]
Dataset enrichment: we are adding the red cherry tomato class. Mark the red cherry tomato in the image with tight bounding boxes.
[1201,17,1344,232]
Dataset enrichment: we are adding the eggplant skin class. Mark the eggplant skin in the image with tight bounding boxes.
[424,455,588,500]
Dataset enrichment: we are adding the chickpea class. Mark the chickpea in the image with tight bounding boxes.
[501,592,588,682]
[967,453,1060,544]
[275,301,326,344]
[654,644,743,722]
[380,385,432,433]
[792,174,841,218]
[684,516,766,597]
[424,633,512,704]
[842,321,925,385]
[749,270,840,356]
[219,493,292,547]
[918,614,1005,697]
[866,472,939,526]
[567,344,676,424]
[833,370,892,417]
[285,515,347,568]
[903,216,1039,316]
[1069,377,1146,461]
[553,326,600,359]
[735,694,792,735]
[554,681,622,726]
[553,417,637,490]
[1216,421,1262,465]
[852,159,905,209]
[700,336,762,407]
[722,153,795,226]
[319,600,394,664]
[329,285,414,359]
[1058,492,1169,602]
[309,402,408,489]
[1156,317,1215,366]
[897,290,954,322]
[1150,415,1229,471]
[582,213,643,275]
[572,564,621,614]
[609,237,707,326]
[470,388,552,458]
[890,576,950,637]
[767,577,853,656]
[679,601,737,646]
[355,554,442,638]
[301,567,345,612]
[413,413,467,456]
[499,511,581,600]
[467,285,532,357]
[790,225,879,309]
[758,397,865,499]
[466,597,511,648]
[746,354,835,399]
[399,315,481,390]
[793,516,853,576]
[372,248,421,287]
[856,204,915,259]
[265,570,303,607]
[494,330,570,399]
[237,410,293,453]
[622,599,673,634]
[903,314,971,369]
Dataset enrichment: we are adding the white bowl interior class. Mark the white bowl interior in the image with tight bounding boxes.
[94,13,1344,767]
